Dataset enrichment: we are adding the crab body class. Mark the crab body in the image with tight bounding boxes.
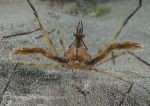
[9,0,146,105]
[63,21,91,69]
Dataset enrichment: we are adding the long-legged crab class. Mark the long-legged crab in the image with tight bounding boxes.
[1,0,147,105]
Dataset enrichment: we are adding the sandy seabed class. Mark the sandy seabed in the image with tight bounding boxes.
[0,0,150,106]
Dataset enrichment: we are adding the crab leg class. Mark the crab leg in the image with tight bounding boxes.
[128,51,150,67]
[86,41,142,65]
[0,63,19,104]
[56,30,66,53]
[96,52,126,66]
[110,0,142,65]
[20,62,60,68]
[13,47,68,63]
[2,28,40,39]
[112,0,142,41]
[27,0,59,56]
[92,67,134,106]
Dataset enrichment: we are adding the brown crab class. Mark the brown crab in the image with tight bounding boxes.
[9,0,144,105]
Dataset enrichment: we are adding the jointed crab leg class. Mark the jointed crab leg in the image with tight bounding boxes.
[20,62,60,68]
[112,0,142,41]
[0,63,19,104]
[96,52,126,66]
[14,47,68,63]
[97,50,150,69]
[111,52,116,65]
[92,67,134,106]
[87,41,142,65]
[27,0,59,56]
[2,28,41,39]
[110,0,142,65]
[98,50,150,68]
[128,51,150,67]
[56,30,66,53]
